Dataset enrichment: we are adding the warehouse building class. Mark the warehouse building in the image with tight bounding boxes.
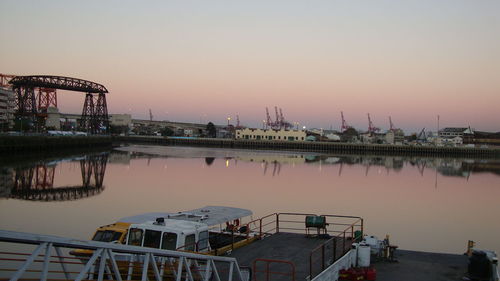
[235,128,306,141]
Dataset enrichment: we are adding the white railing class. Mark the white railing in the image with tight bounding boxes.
[310,249,356,281]
[0,230,246,281]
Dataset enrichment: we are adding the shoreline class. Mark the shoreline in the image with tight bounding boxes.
[114,135,500,158]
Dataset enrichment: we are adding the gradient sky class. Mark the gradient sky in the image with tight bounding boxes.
[1,0,499,133]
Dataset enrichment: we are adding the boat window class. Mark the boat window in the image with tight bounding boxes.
[161,232,177,250]
[128,228,144,246]
[198,231,209,251]
[93,230,122,242]
[143,230,162,248]
[185,234,196,251]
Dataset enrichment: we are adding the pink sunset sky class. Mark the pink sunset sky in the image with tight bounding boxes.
[1,0,499,133]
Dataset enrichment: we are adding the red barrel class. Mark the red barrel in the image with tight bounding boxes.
[365,267,377,280]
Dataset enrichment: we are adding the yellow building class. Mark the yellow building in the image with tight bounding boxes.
[235,128,306,141]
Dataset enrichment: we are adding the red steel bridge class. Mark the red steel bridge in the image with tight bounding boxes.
[8,75,109,134]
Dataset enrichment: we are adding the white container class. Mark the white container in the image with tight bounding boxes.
[357,243,371,267]
[363,235,382,256]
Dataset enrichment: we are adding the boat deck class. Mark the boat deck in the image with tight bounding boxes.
[228,232,350,281]
[375,249,468,281]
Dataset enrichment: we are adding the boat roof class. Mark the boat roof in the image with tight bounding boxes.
[131,219,208,234]
[118,206,252,226]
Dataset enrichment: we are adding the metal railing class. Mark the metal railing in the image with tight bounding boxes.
[252,259,295,281]
[308,216,363,279]
[217,212,362,281]
[0,230,245,281]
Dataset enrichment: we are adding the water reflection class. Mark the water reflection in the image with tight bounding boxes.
[232,154,500,179]
[115,146,500,179]
[3,147,497,202]
[0,153,109,201]
[205,157,215,166]
[1,146,499,255]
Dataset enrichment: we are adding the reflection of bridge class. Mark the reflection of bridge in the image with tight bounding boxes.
[10,154,108,201]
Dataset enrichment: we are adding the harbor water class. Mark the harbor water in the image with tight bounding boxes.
[1,144,499,256]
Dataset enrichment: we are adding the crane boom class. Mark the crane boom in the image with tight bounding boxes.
[341,111,350,132]
[367,113,380,134]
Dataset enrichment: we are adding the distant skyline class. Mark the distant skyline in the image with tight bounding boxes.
[1,0,499,133]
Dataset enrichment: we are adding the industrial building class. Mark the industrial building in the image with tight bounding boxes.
[438,127,470,139]
[385,129,405,145]
[0,88,15,130]
[235,128,306,141]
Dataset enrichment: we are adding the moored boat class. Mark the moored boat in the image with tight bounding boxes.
[72,206,364,281]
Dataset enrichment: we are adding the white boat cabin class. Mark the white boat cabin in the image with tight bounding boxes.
[119,206,253,253]
[126,218,210,252]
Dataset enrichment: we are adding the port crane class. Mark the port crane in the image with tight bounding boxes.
[235,115,245,129]
[340,111,352,132]
[367,113,380,134]
[264,106,293,130]
[417,128,427,141]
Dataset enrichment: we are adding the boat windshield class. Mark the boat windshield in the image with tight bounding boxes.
[92,230,122,242]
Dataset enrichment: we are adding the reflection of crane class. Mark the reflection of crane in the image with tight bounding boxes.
[416,161,426,176]
[272,161,279,176]
[262,161,281,176]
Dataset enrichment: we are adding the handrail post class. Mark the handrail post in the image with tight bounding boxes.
[333,238,337,261]
[309,253,313,279]
[360,218,364,237]
[321,245,325,270]
[343,231,346,255]
[276,213,280,233]
[259,219,263,238]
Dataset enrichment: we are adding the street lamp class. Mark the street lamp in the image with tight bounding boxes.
[227,117,231,126]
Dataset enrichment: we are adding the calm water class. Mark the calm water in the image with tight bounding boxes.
[1,145,499,255]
